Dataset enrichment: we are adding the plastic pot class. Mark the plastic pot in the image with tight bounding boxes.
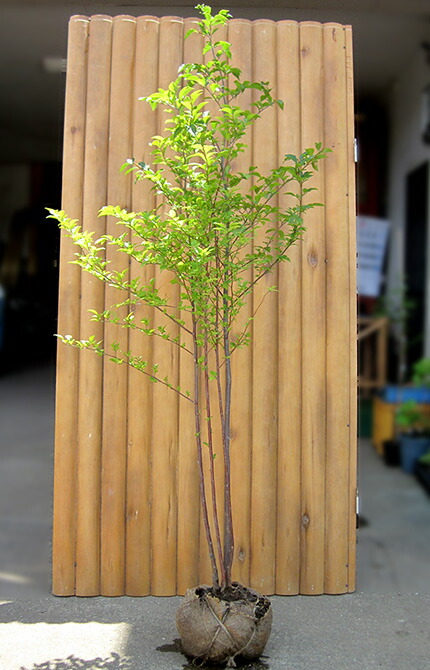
[399,434,430,474]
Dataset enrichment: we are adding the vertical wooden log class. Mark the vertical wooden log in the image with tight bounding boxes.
[346,25,358,593]
[125,16,159,597]
[100,15,136,596]
[299,22,326,595]
[250,20,278,595]
[228,18,253,588]
[52,15,89,596]
[276,20,302,595]
[150,16,183,596]
[74,14,112,597]
[323,23,351,594]
[177,18,202,595]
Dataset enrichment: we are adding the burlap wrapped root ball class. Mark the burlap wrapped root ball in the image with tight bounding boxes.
[176,583,272,667]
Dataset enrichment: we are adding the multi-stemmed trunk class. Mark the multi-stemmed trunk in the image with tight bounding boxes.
[192,306,234,590]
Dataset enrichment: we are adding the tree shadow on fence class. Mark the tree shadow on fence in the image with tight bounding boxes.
[20,652,132,670]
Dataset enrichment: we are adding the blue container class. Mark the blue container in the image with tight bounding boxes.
[381,385,430,404]
[399,435,430,474]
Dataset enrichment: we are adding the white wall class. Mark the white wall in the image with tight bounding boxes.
[387,46,430,355]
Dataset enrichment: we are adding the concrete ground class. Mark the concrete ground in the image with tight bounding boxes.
[1,365,430,669]
[357,430,430,594]
[0,364,54,601]
[1,593,430,670]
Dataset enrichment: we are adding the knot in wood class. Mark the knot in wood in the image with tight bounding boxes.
[301,514,310,528]
[238,548,246,562]
[307,252,318,267]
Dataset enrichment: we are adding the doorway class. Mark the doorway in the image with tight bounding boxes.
[405,161,429,369]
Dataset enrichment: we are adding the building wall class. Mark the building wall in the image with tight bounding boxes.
[387,46,430,354]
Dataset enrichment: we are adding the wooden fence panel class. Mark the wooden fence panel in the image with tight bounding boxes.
[53,14,356,596]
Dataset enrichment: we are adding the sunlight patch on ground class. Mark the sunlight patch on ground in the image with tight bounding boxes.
[0,571,32,584]
[0,622,130,670]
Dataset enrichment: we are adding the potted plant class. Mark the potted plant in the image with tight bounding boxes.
[415,448,430,495]
[372,280,421,457]
[395,358,430,474]
[376,277,416,388]
[49,5,329,666]
[373,352,430,457]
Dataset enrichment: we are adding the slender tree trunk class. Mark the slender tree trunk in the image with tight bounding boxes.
[222,320,234,587]
[204,335,226,586]
[193,322,219,588]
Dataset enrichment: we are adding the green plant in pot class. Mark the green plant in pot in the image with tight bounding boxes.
[415,448,430,495]
[395,358,430,474]
[49,5,329,666]
[376,277,416,386]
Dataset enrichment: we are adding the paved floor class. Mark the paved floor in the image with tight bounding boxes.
[0,364,54,601]
[1,365,430,669]
[358,433,430,594]
[1,593,430,670]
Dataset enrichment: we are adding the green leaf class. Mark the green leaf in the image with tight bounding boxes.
[185,28,198,39]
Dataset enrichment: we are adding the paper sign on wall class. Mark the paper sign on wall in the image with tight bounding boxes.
[357,215,390,297]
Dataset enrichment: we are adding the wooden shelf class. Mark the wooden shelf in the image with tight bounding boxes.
[358,316,388,391]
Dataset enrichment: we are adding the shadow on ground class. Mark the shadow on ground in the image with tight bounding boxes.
[156,639,270,669]
[20,654,132,670]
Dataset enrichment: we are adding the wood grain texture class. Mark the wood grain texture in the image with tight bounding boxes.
[276,20,302,595]
[323,23,351,594]
[150,16,183,595]
[250,19,279,595]
[299,22,327,595]
[100,15,135,596]
[176,17,203,595]
[228,18,253,588]
[125,15,159,597]
[75,14,113,596]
